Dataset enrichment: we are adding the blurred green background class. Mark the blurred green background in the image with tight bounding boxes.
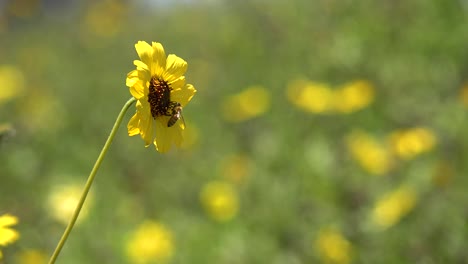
[1,0,468,263]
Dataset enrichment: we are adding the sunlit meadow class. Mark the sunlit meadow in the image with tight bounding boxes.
[1,0,468,263]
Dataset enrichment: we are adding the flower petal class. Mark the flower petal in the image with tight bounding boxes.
[133,60,149,72]
[127,113,140,136]
[137,102,154,146]
[151,42,167,77]
[135,41,153,70]
[0,228,19,246]
[168,76,185,89]
[174,122,184,147]
[126,70,149,99]
[163,54,187,83]
[171,84,197,107]
[0,214,18,227]
[154,116,176,153]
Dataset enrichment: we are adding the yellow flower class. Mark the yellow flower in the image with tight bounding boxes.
[315,227,352,264]
[0,214,20,259]
[200,181,239,222]
[222,86,271,122]
[126,221,174,264]
[333,80,374,113]
[15,249,47,264]
[126,41,197,153]
[287,79,334,113]
[389,127,436,160]
[47,184,93,225]
[0,65,25,104]
[346,131,392,175]
[371,186,417,230]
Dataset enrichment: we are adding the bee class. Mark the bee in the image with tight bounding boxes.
[167,102,185,127]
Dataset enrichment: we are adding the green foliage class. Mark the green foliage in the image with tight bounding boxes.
[1,0,468,263]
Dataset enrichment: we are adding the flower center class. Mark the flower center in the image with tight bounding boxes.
[148,76,174,119]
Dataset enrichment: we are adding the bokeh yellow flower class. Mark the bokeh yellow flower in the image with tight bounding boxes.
[0,65,25,104]
[220,154,251,185]
[222,86,270,122]
[126,221,174,264]
[389,127,436,160]
[315,227,352,264]
[47,184,93,225]
[126,41,197,153]
[0,214,20,259]
[200,181,239,222]
[15,249,47,264]
[346,131,392,175]
[333,80,375,113]
[371,186,417,230]
[287,79,334,113]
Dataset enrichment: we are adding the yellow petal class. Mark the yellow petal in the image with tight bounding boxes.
[154,116,176,153]
[0,214,18,227]
[151,42,166,77]
[133,60,149,72]
[0,228,19,246]
[174,122,184,147]
[171,84,196,107]
[127,113,140,136]
[137,103,154,146]
[126,70,148,99]
[126,70,139,86]
[163,54,187,83]
[168,76,186,89]
[135,41,153,70]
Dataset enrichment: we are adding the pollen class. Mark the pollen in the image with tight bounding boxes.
[148,76,172,119]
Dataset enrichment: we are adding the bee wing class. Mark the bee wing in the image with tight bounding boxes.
[180,110,186,128]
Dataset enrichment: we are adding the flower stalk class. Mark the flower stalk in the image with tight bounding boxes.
[48,97,136,264]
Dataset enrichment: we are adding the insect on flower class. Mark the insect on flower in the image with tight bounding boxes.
[167,102,185,127]
[125,41,197,152]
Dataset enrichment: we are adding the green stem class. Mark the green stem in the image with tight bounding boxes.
[48,97,136,264]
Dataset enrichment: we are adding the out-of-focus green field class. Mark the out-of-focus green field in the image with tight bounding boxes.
[1,0,468,263]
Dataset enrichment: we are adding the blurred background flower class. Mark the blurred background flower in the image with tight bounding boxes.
[46,183,93,225]
[287,79,334,114]
[125,221,174,264]
[371,186,417,230]
[314,227,353,264]
[332,80,375,114]
[222,85,271,122]
[0,0,467,263]
[346,131,392,175]
[0,214,19,259]
[14,249,47,264]
[0,65,25,104]
[388,127,437,160]
[200,181,239,222]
